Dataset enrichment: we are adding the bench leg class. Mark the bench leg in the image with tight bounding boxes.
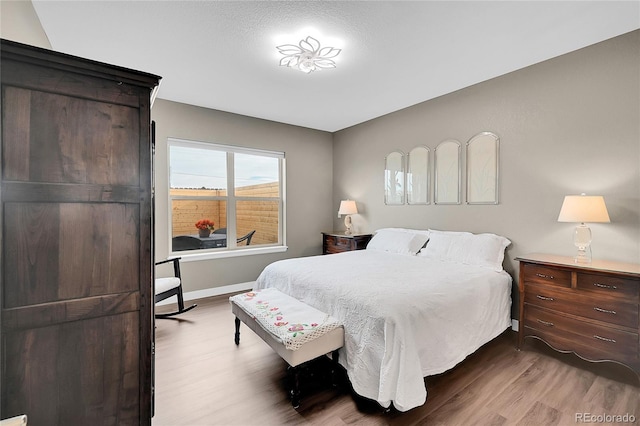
[288,366,301,409]
[331,349,340,387]
[234,317,241,345]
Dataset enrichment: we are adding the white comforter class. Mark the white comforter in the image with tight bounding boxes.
[254,250,512,412]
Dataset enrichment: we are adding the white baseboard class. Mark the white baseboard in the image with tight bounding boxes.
[511,319,519,332]
[156,281,255,305]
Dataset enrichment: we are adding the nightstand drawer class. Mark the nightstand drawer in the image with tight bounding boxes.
[577,272,639,299]
[322,232,372,255]
[324,235,351,254]
[524,285,638,328]
[333,236,352,249]
[524,305,638,364]
[522,263,571,288]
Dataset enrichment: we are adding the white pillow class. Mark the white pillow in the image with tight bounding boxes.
[377,227,430,237]
[367,228,430,256]
[418,229,511,271]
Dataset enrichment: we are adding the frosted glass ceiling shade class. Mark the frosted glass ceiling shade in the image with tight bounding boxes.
[557,194,610,263]
[277,36,341,74]
[557,195,610,223]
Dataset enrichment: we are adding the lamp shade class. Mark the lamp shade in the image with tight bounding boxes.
[338,200,358,215]
[557,195,610,223]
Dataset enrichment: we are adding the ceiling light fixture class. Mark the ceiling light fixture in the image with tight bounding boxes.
[277,36,341,73]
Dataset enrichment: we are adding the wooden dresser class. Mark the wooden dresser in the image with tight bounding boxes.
[322,232,372,254]
[1,40,160,424]
[517,253,640,376]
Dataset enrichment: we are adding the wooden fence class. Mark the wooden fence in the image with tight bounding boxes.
[171,182,279,245]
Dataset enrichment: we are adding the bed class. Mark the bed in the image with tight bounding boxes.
[254,228,512,412]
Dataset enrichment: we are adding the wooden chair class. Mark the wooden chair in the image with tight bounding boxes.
[237,230,256,246]
[155,258,197,319]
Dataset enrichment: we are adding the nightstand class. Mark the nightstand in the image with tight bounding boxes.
[516,253,640,376]
[322,232,372,255]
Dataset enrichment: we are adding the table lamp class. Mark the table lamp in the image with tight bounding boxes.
[557,194,610,263]
[338,200,358,235]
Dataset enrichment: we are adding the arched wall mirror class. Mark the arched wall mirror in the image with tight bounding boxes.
[434,140,461,204]
[407,146,430,205]
[384,151,405,205]
[466,132,499,204]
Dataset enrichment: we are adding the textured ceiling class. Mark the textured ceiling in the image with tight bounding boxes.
[32,1,639,132]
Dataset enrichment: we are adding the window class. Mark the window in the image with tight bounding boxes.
[168,138,286,258]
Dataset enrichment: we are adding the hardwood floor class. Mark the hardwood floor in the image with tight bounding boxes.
[153,294,639,426]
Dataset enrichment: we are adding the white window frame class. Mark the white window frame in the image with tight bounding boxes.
[167,138,287,261]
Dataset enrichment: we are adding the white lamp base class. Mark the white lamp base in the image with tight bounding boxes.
[574,246,592,263]
[573,223,592,263]
[344,215,353,235]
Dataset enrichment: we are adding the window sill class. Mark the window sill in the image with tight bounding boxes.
[170,245,288,262]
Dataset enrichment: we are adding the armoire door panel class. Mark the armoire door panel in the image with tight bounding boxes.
[3,202,60,305]
[2,312,140,425]
[2,86,140,185]
[58,203,139,298]
[1,84,31,175]
[4,202,139,308]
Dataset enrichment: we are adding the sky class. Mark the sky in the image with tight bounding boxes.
[170,145,279,189]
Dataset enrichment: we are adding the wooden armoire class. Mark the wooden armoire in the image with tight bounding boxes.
[1,39,160,425]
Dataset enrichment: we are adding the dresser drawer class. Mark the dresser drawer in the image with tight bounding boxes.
[524,285,638,328]
[577,272,639,299]
[524,305,638,365]
[522,263,571,288]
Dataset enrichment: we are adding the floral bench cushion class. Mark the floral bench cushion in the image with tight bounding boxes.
[229,288,342,351]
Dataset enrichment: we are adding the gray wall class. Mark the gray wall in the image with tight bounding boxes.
[0,0,51,49]
[153,100,333,291]
[333,30,640,284]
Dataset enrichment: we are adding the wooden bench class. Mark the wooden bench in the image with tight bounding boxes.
[229,288,344,408]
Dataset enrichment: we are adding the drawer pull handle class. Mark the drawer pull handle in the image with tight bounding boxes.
[536,295,554,301]
[593,335,616,344]
[593,307,616,315]
[537,319,554,327]
[593,282,617,290]
[535,273,554,280]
